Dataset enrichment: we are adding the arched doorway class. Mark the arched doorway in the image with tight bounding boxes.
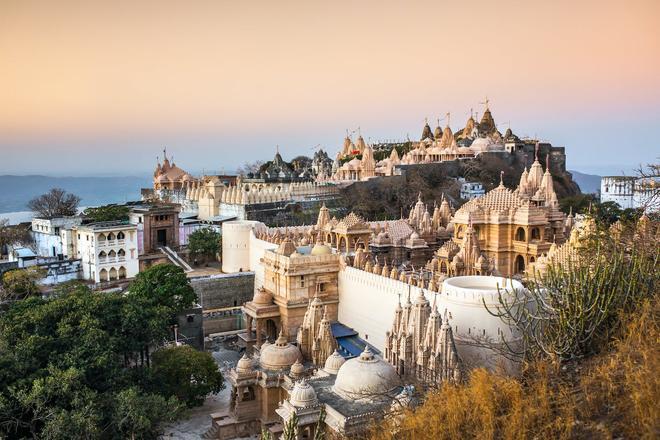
[99,269,108,282]
[109,267,118,280]
[515,255,525,274]
[265,319,278,342]
[338,237,347,253]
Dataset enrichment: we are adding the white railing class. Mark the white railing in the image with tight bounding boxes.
[97,256,127,265]
[98,239,126,248]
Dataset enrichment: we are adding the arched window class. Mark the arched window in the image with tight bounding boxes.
[117,249,126,257]
[98,234,107,241]
[531,227,541,240]
[118,266,127,279]
[98,251,107,258]
[456,225,464,239]
[109,267,118,280]
[107,232,116,240]
[515,255,525,273]
[241,386,255,402]
[99,269,108,282]
[515,227,526,242]
[108,250,117,258]
[117,231,125,240]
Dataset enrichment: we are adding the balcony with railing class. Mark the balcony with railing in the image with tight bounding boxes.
[97,256,127,265]
[97,239,126,248]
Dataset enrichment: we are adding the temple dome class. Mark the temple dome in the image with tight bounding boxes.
[259,331,301,370]
[333,346,398,400]
[311,242,332,256]
[290,358,305,377]
[236,353,254,375]
[324,350,346,374]
[252,287,273,305]
[289,379,318,407]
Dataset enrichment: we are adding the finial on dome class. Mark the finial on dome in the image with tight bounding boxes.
[499,171,505,188]
[446,111,451,127]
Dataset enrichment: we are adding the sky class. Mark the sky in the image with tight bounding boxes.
[1,0,659,177]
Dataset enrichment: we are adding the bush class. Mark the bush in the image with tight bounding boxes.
[370,297,660,440]
[187,228,221,264]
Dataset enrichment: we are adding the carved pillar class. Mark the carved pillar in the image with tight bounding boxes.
[256,319,263,348]
[246,315,253,339]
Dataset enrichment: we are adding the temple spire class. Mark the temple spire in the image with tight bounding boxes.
[535,142,539,161]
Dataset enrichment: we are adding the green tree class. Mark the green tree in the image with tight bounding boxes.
[1,267,45,301]
[187,227,221,265]
[559,193,596,214]
[129,264,197,316]
[82,204,130,222]
[113,387,182,440]
[151,345,224,407]
[0,280,214,439]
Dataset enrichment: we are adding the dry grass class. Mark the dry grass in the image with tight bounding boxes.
[368,297,660,440]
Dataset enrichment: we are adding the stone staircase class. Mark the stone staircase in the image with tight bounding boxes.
[158,246,193,272]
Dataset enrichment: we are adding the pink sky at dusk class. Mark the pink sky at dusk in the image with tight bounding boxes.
[1,0,659,176]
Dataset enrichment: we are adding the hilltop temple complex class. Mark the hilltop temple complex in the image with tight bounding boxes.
[323,102,569,183]
[210,155,578,438]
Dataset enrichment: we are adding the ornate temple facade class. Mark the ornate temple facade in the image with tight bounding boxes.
[240,234,340,349]
[152,149,197,191]
[330,136,377,182]
[384,292,463,387]
[430,151,570,278]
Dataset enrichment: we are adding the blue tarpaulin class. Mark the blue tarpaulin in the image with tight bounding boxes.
[330,321,380,358]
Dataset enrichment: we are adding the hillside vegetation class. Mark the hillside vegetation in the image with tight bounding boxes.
[341,156,581,220]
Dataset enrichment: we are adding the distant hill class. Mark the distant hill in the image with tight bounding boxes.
[0,175,151,214]
[569,170,602,194]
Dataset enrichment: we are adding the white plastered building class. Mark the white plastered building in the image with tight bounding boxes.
[73,221,140,283]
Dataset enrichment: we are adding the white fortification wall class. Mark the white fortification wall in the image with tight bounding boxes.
[248,232,278,294]
[221,221,261,273]
[221,220,277,295]
[338,267,522,370]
